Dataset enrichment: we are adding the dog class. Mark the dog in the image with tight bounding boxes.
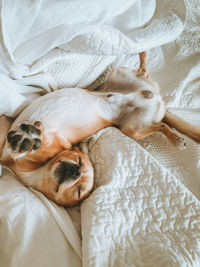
[0,52,200,206]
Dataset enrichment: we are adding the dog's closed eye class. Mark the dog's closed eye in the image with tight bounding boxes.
[77,185,82,199]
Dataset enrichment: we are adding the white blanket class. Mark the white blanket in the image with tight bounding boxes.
[0,170,82,267]
[0,0,185,116]
[0,0,200,266]
[81,126,200,266]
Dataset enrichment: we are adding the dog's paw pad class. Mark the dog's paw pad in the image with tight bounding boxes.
[33,138,42,150]
[19,138,32,152]
[20,123,41,135]
[7,131,23,150]
[7,123,42,153]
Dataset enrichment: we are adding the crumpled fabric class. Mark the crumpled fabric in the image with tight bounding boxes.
[0,0,185,117]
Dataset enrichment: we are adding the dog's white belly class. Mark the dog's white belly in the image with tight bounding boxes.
[11,88,101,140]
[9,86,165,148]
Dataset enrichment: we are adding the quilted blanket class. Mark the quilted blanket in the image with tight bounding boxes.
[0,0,200,267]
[81,127,200,266]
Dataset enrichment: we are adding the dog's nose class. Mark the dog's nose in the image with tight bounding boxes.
[55,161,81,185]
[69,163,81,179]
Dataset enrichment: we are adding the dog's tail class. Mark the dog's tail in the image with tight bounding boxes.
[163,111,200,144]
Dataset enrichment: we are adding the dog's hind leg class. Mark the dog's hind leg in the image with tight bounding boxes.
[163,111,200,144]
[121,123,186,149]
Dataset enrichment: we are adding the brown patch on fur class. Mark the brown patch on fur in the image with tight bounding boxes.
[141,90,153,99]
[36,176,58,201]
[1,154,15,167]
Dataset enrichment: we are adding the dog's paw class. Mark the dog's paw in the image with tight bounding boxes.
[7,122,42,153]
[172,135,186,150]
[137,68,149,78]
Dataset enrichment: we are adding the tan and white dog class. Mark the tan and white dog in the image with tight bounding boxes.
[0,52,200,206]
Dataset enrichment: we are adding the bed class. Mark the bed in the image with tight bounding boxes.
[0,0,200,266]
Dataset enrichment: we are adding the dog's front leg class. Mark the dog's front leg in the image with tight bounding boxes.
[121,123,186,149]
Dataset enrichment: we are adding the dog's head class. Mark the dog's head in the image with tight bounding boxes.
[21,147,94,207]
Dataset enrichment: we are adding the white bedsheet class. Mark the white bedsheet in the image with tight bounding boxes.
[0,0,200,266]
[0,169,82,267]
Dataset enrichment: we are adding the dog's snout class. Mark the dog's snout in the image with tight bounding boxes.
[55,161,81,185]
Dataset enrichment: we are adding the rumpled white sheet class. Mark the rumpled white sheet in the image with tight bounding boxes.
[1,0,200,266]
[0,169,82,267]
[0,0,185,116]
